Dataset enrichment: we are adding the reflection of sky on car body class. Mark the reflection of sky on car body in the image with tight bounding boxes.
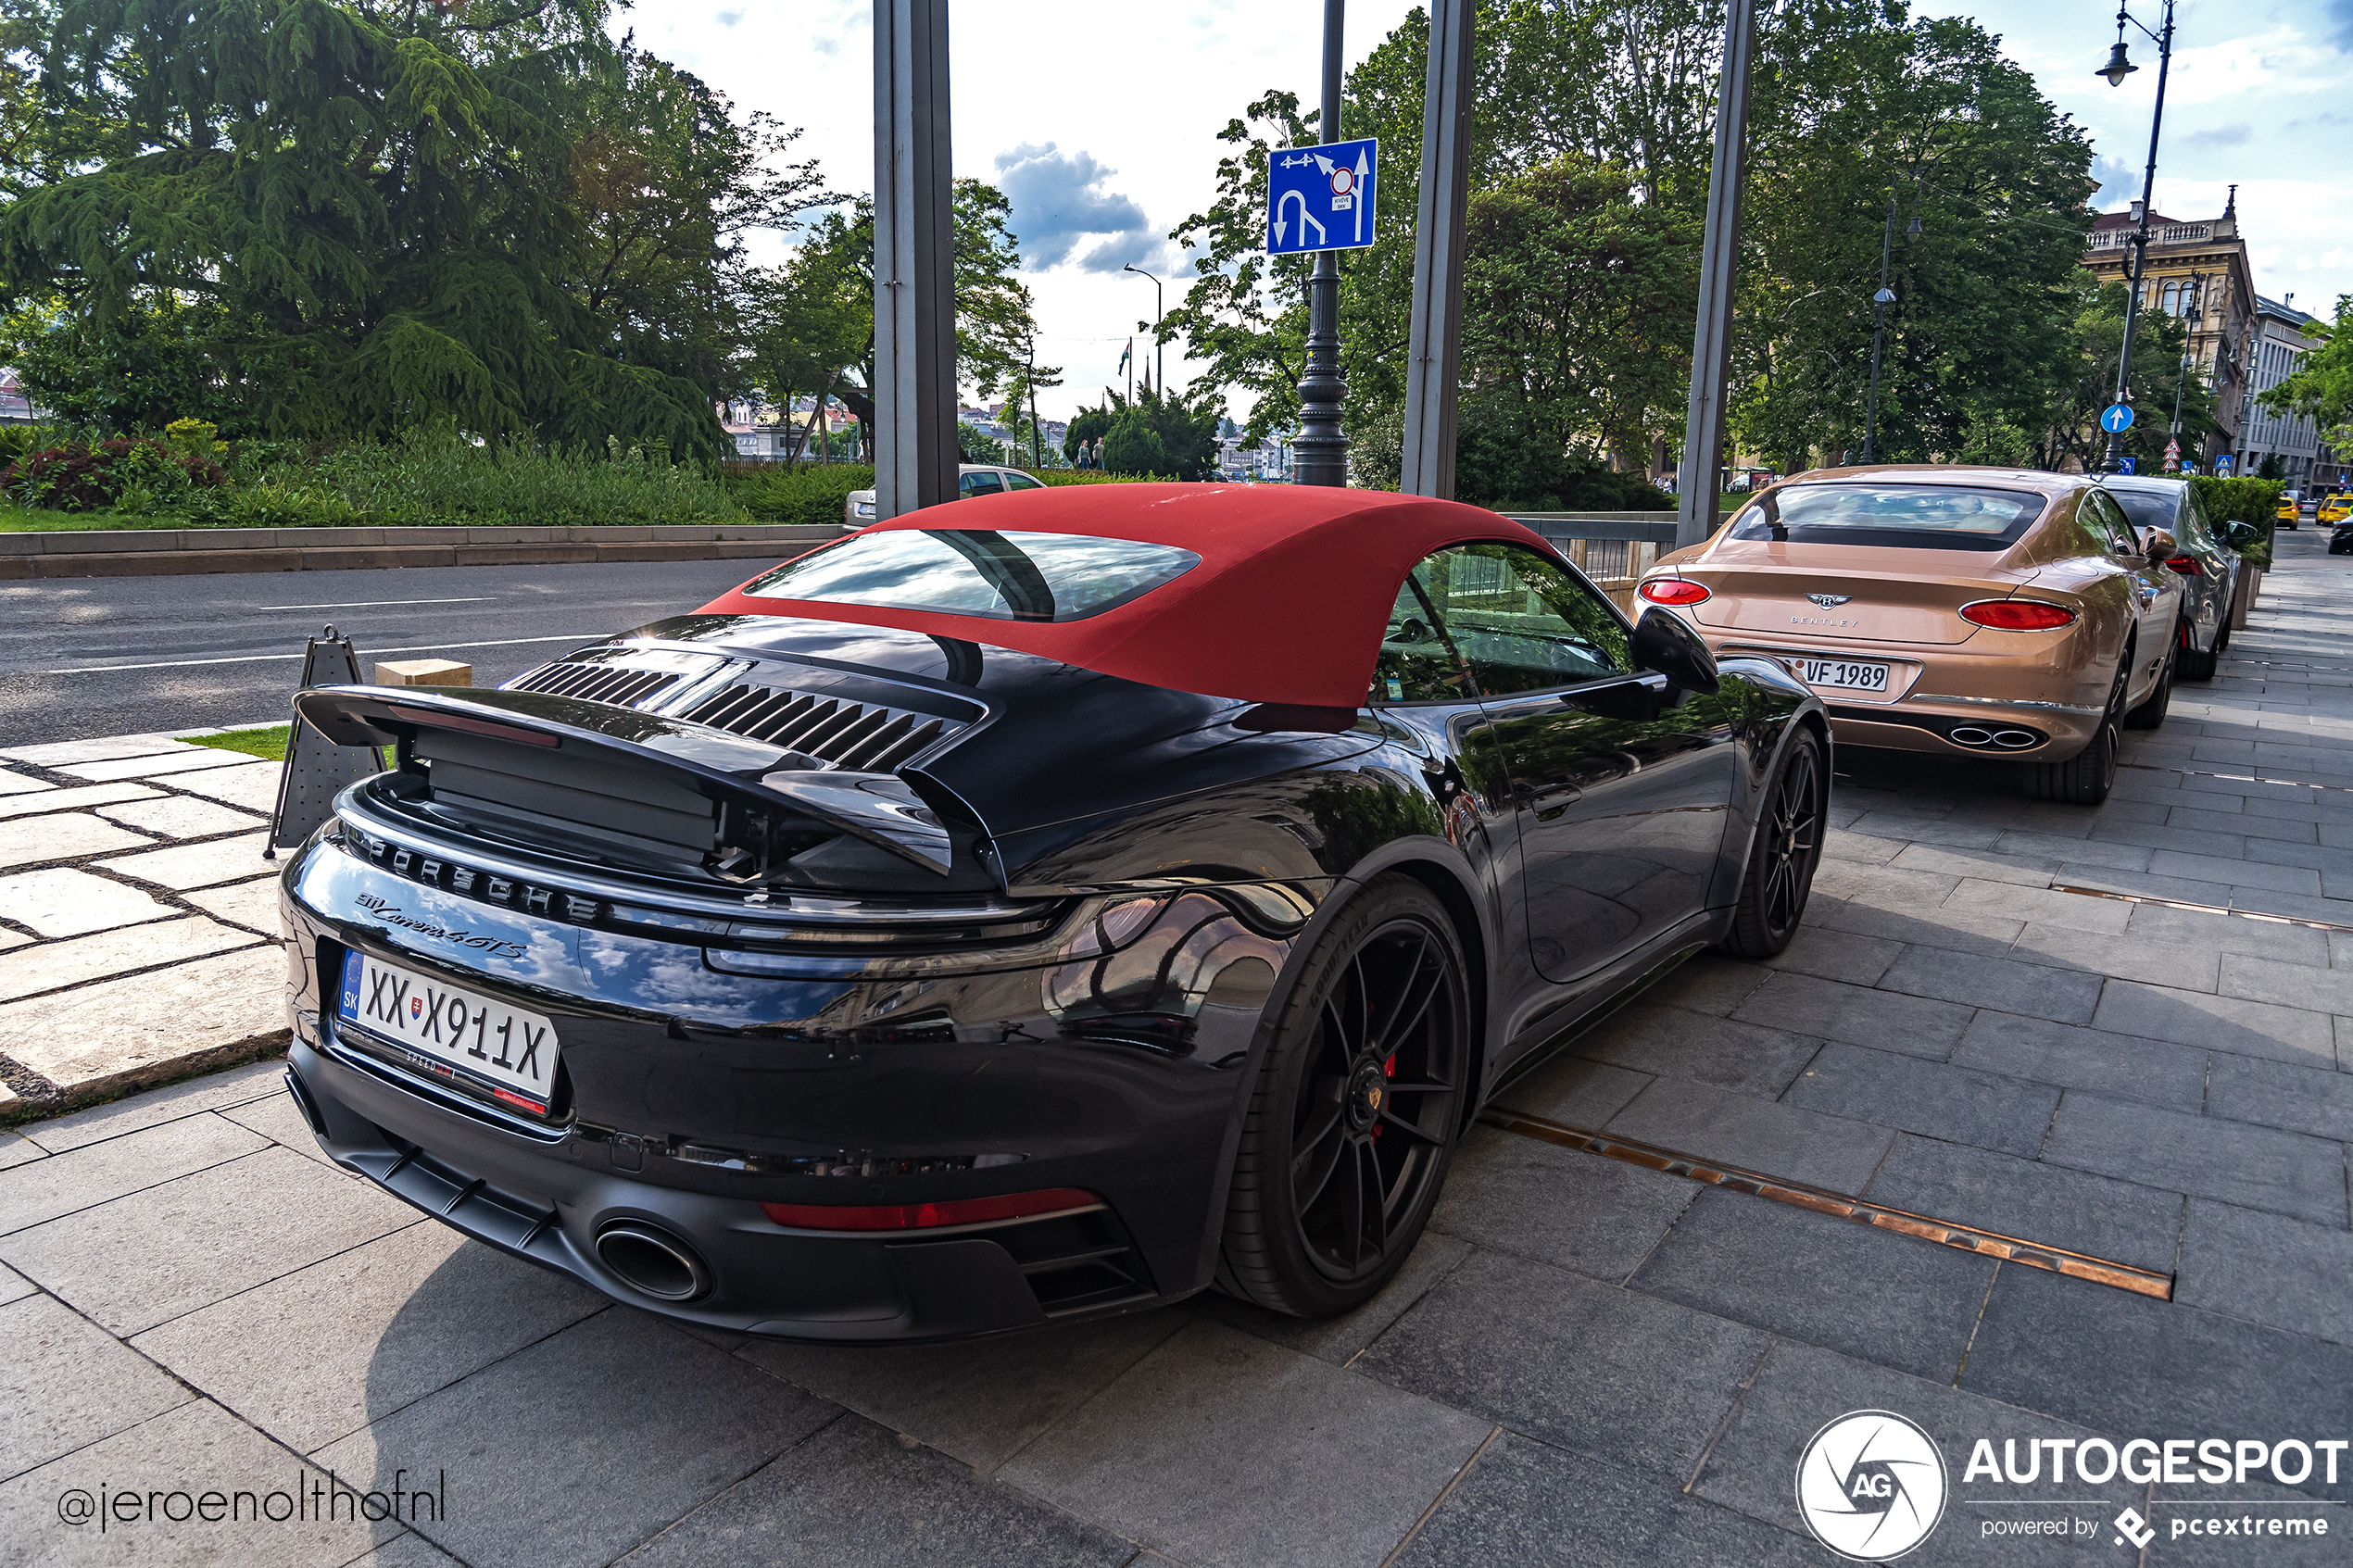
[745,531,1200,623]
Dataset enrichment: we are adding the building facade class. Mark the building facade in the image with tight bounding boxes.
[2236,295,2329,490]
[2082,197,2256,469]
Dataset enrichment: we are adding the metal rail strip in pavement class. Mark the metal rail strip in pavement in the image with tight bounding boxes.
[1478,1106,2174,1300]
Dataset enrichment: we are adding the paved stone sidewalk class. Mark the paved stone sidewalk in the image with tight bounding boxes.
[2,538,2349,1566]
[0,727,289,1114]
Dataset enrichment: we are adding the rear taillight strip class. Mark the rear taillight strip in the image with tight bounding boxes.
[1958,598,2078,631]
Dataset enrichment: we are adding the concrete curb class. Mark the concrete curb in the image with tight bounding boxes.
[0,523,836,580]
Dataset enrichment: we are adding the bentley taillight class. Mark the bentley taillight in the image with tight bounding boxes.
[1638,577,1710,607]
[1959,599,2078,631]
[2164,555,2202,576]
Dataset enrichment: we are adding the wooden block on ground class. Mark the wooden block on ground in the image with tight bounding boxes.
[374,659,472,687]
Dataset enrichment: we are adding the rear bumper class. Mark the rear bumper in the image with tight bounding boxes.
[1698,634,2105,759]
[280,831,1300,1342]
[1819,696,2101,759]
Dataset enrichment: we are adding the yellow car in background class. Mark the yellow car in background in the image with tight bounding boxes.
[2322,493,2353,525]
[2278,493,2302,526]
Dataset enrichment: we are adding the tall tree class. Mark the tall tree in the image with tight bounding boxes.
[0,0,802,458]
[2257,295,2351,457]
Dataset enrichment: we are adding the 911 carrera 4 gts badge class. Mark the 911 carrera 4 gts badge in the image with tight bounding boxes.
[1806,594,1852,608]
[353,893,528,960]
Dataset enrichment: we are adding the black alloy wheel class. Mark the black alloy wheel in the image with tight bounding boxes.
[1719,728,1825,959]
[1217,876,1468,1318]
[2027,653,2128,805]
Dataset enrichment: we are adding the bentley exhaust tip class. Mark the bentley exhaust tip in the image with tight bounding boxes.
[594,1222,712,1302]
[1949,726,1996,747]
[1991,729,2042,749]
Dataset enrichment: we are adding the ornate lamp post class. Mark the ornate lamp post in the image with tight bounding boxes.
[2097,0,2177,474]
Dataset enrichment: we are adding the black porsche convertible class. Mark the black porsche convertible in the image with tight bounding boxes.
[279,484,1827,1340]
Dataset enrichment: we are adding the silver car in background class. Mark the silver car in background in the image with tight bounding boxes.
[2102,474,2246,681]
[844,464,1050,529]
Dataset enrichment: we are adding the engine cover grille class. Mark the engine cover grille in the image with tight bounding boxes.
[506,661,684,709]
[683,684,963,771]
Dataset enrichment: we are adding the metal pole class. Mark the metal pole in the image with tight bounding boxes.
[1292,0,1350,487]
[1860,178,1896,464]
[1402,0,1472,498]
[872,0,957,521]
[1674,0,1755,546]
[1124,265,1164,396]
[2104,0,2172,474]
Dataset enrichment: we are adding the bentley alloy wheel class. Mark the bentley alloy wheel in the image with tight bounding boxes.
[1218,876,1468,1317]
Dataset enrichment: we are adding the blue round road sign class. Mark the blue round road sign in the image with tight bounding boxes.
[2100,403,2135,433]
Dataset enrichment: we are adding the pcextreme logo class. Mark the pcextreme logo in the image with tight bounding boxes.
[1795,1411,1949,1561]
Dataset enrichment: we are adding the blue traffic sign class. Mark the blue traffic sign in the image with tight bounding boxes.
[2100,403,2135,434]
[2118,456,2136,473]
[1266,138,1379,256]
[2214,454,2233,475]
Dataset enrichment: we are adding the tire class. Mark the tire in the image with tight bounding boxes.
[2177,614,2218,683]
[2027,656,2127,804]
[1215,875,1469,1318]
[1717,728,1826,960]
[2124,631,2175,729]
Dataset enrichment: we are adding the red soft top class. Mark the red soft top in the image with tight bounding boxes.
[695,483,1554,708]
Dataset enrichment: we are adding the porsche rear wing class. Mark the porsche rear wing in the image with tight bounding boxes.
[294,684,961,879]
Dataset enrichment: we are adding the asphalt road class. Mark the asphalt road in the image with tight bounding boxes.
[0,557,771,746]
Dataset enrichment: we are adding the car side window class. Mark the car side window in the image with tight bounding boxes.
[1004,472,1046,491]
[959,471,1006,497]
[2082,491,2138,555]
[1412,544,1630,697]
[1371,577,1474,704]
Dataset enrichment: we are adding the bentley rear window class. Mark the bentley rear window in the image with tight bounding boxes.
[1729,484,2046,552]
[742,530,1201,622]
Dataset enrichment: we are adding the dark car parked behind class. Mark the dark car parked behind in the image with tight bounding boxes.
[2102,473,2249,681]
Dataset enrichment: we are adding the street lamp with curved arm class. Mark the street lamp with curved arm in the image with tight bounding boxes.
[1123,264,1164,397]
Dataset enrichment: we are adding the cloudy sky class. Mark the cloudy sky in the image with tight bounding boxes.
[618,0,2352,422]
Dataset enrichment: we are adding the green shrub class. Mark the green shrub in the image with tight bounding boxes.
[2190,474,2279,569]
[729,463,875,527]
[0,438,224,511]
[1031,470,1173,485]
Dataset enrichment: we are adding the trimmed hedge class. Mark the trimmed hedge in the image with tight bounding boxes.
[2190,474,2279,570]
[729,464,874,527]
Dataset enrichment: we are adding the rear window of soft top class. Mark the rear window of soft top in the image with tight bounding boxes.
[1729,483,2047,552]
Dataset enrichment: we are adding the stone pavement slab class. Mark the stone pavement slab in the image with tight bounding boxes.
[0,915,257,1004]
[2172,1198,2353,1347]
[1499,1051,1652,1128]
[94,832,274,890]
[1604,1077,1895,1195]
[0,1111,264,1235]
[1355,1248,1767,1483]
[132,1222,604,1453]
[0,1399,403,1566]
[0,866,176,938]
[2201,1050,2353,1143]
[163,759,283,811]
[1732,970,1974,1059]
[1963,1266,2353,1502]
[2091,979,2338,1069]
[2040,1092,2349,1227]
[0,781,160,821]
[0,1145,416,1335]
[1628,1186,1996,1383]
[1570,1004,1819,1097]
[1947,1010,2209,1113]
[0,1291,194,1480]
[0,813,150,871]
[622,1414,1136,1568]
[53,747,259,783]
[1000,1317,1491,1568]
[0,736,199,767]
[1428,1125,1695,1282]
[1860,1132,2186,1275]
[15,1058,283,1153]
[185,877,283,935]
[739,1308,1189,1472]
[0,770,49,796]
[0,944,291,1096]
[1782,1042,2061,1159]
[1394,1434,1816,1568]
[315,1309,838,1568]
[94,794,265,839]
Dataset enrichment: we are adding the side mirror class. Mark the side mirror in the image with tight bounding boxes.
[2223,521,2259,549]
[1631,606,1720,696]
[2141,527,2177,560]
